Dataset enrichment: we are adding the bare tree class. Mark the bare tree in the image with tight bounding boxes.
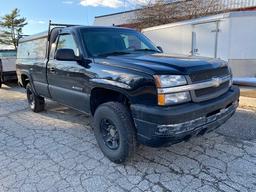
[183,0,224,19]
[134,0,225,29]
[134,0,178,29]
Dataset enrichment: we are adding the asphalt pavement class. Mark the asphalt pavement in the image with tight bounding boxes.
[0,83,256,192]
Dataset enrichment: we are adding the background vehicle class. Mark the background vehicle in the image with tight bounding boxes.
[16,22,240,163]
[0,50,17,88]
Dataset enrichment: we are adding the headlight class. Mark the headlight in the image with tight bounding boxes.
[154,75,187,88]
[154,75,190,105]
[158,92,191,105]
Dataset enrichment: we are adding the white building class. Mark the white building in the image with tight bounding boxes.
[94,9,138,28]
[93,0,183,27]
[142,11,256,85]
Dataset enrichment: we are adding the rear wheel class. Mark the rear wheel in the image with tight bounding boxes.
[93,102,136,164]
[26,83,45,112]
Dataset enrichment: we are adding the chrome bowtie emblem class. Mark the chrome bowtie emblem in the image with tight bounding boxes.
[212,77,222,87]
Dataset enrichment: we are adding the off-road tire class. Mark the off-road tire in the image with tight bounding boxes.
[26,83,45,113]
[93,102,136,164]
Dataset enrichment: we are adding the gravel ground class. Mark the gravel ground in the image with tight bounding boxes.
[0,83,256,192]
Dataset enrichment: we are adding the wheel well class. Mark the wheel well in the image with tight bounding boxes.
[90,88,130,115]
[21,74,29,88]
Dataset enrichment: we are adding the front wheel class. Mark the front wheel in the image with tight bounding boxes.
[26,83,45,113]
[93,102,136,164]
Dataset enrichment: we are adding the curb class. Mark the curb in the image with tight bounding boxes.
[239,96,256,111]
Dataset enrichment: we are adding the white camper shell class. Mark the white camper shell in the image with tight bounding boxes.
[142,11,256,86]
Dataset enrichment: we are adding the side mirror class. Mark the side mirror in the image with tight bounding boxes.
[157,46,163,53]
[55,49,78,61]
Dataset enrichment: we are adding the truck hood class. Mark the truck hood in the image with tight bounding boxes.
[94,53,227,75]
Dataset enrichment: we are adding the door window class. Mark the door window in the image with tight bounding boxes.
[56,34,79,56]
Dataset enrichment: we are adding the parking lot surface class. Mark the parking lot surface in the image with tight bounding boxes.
[0,84,256,192]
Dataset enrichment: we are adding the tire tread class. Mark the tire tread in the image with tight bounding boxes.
[26,83,45,113]
[94,102,136,163]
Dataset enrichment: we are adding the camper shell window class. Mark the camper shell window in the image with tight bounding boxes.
[18,37,48,59]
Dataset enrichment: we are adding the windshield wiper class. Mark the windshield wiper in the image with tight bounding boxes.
[96,51,131,57]
[133,48,159,52]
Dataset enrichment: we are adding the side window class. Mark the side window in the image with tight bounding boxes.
[17,38,47,59]
[49,42,57,59]
[56,34,79,57]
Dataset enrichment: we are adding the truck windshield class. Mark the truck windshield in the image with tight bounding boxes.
[81,28,160,57]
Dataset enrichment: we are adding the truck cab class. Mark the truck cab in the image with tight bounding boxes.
[16,24,240,163]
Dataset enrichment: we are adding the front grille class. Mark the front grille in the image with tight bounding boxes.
[189,67,230,102]
[190,67,229,83]
[194,81,230,97]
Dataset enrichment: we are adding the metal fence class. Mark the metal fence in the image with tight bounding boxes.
[182,0,256,16]
[173,0,256,11]
[224,0,256,9]
[215,0,256,12]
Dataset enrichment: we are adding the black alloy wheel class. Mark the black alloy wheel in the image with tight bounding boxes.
[93,102,136,163]
[100,118,120,150]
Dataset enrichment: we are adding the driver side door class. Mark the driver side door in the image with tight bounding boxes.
[47,33,91,112]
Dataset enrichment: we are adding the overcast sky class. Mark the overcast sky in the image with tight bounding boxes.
[0,0,150,35]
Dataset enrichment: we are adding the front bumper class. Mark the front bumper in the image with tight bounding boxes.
[131,86,240,147]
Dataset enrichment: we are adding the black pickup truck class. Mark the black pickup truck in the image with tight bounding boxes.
[16,23,240,163]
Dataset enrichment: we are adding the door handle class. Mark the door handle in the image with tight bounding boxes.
[49,67,56,73]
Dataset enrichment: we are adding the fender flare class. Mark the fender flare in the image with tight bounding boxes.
[19,70,39,95]
[89,79,133,102]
